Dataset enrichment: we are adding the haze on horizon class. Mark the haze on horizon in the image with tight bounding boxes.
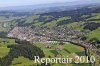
[0,0,100,7]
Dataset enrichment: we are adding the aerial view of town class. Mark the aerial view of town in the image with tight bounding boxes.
[0,0,100,66]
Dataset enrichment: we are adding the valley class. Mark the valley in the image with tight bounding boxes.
[0,3,100,66]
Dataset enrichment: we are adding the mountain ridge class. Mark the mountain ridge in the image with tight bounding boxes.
[0,1,100,13]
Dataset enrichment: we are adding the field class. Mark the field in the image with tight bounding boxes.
[87,27,100,41]
[0,38,15,58]
[11,56,35,66]
[66,21,84,30]
[0,38,90,66]
[0,16,22,32]
[10,43,90,66]
[34,43,85,57]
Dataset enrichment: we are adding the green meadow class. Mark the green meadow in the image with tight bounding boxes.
[0,38,90,66]
[0,38,15,58]
[87,27,100,41]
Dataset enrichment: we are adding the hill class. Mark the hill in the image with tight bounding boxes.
[0,4,100,66]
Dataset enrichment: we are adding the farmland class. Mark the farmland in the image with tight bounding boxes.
[34,43,85,57]
[0,38,90,66]
[0,3,100,66]
[10,42,88,66]
[0,38,15,57]
[87,27,100,41]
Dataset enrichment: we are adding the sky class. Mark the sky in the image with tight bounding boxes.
[0,0,99,7]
